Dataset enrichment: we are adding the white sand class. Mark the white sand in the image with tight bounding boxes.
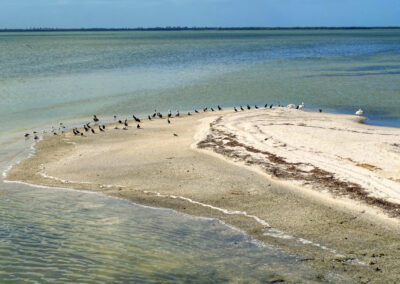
[196,108,400,205]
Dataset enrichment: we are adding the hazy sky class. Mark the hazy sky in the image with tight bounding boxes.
[1,0,399,28]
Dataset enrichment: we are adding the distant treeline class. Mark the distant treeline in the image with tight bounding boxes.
[1,26,399,32]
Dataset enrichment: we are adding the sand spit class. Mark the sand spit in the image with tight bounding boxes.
[196,109,400,217]
[6,108,400,283]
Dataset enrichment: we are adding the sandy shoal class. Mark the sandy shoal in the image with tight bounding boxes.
[7,108,400,283]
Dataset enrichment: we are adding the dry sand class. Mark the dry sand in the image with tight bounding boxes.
[6,107,400,283]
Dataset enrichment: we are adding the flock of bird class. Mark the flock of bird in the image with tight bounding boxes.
[23,102,364,140]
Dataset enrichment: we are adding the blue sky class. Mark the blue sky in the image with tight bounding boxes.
[1,0,399,28]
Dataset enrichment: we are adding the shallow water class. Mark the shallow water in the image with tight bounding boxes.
[1,182,332,283]
[1,29,399,282]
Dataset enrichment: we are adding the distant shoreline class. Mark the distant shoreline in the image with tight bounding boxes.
[1,26,400,33]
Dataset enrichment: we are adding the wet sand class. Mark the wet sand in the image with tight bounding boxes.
[6,108,400,283]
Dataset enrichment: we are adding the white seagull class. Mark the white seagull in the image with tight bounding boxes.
[355,109,363,116]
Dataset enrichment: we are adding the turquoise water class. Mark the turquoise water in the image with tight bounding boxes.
[1,29,399,282]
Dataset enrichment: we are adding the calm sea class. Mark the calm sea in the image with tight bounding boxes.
[1,29,399,282]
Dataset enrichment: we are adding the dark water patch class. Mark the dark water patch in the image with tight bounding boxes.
[307,71,400,77]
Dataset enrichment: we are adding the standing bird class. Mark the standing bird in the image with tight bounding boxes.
[218,105,222,111]
[24,133,30,138]
[124,119,128,127]
[91,128,95,134]
[240,106,244,111]
[84,125,89,132]
[102,125,106,130]
[187,112,191,116]
[355,109,363,116]
[168,118,171,124]
[298,102,305,111]
[176,110,180,117]
[255,105,259,109]
[194,109,199,113]
[203,107,208,112]
[269,104,273,109]
[93,115,99,123]
[99,125,104,132]
[137,124,141,129]
[319,109,323,113]
[34,135,39,140]
[234,107,238,112]
[264,104,268,108]
[211,107,215,112]
[148,115,152,120]
[247,104,251,110]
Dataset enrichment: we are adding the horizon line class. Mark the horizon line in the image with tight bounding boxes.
[1,26,400,32]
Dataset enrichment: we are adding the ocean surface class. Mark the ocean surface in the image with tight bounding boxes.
[1,29,400,282]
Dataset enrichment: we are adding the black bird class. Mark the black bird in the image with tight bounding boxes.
[319,109,322,113]
[168,112,172,118]
[173,133,178,137]
[118,120,123,124]
[264,104,268,108]
[269,104,273,109]
[194,109,199,113]
[75,129,81,135]
[203,107,208,112]
[296,105,299,109]
[53,132,58,136]
[168,118,171,124]
[152,112,157,118]
[176,111,180,117]
[133,115,141,122]
[99,125,104,132]
[34,135,39,140]
[86,123,91,129]
[84,125,89,132]
[158,113,163,119]
[102,125,106,130]
[234,107,238,112]
[73,129,77,135]
[187,112,191,116]
[137,124,141,129]
[211,107,215,112]
[240,106,244,111]
[148,115,152,120]
[247,104,251,110]
[255,105,259,109]
[24,133,30,138]
[124,119,128,127]
[33,131,37,134]
[218,105,222,111]
[80,133,84,136]
[93,115,99,123]
[91,129,95,134]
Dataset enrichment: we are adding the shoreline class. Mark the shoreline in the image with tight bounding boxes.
[5,107,400,282]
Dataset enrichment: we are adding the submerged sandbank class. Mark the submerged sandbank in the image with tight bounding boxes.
[6,107,400,283]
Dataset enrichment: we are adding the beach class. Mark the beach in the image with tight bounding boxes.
[6,107,400,283]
